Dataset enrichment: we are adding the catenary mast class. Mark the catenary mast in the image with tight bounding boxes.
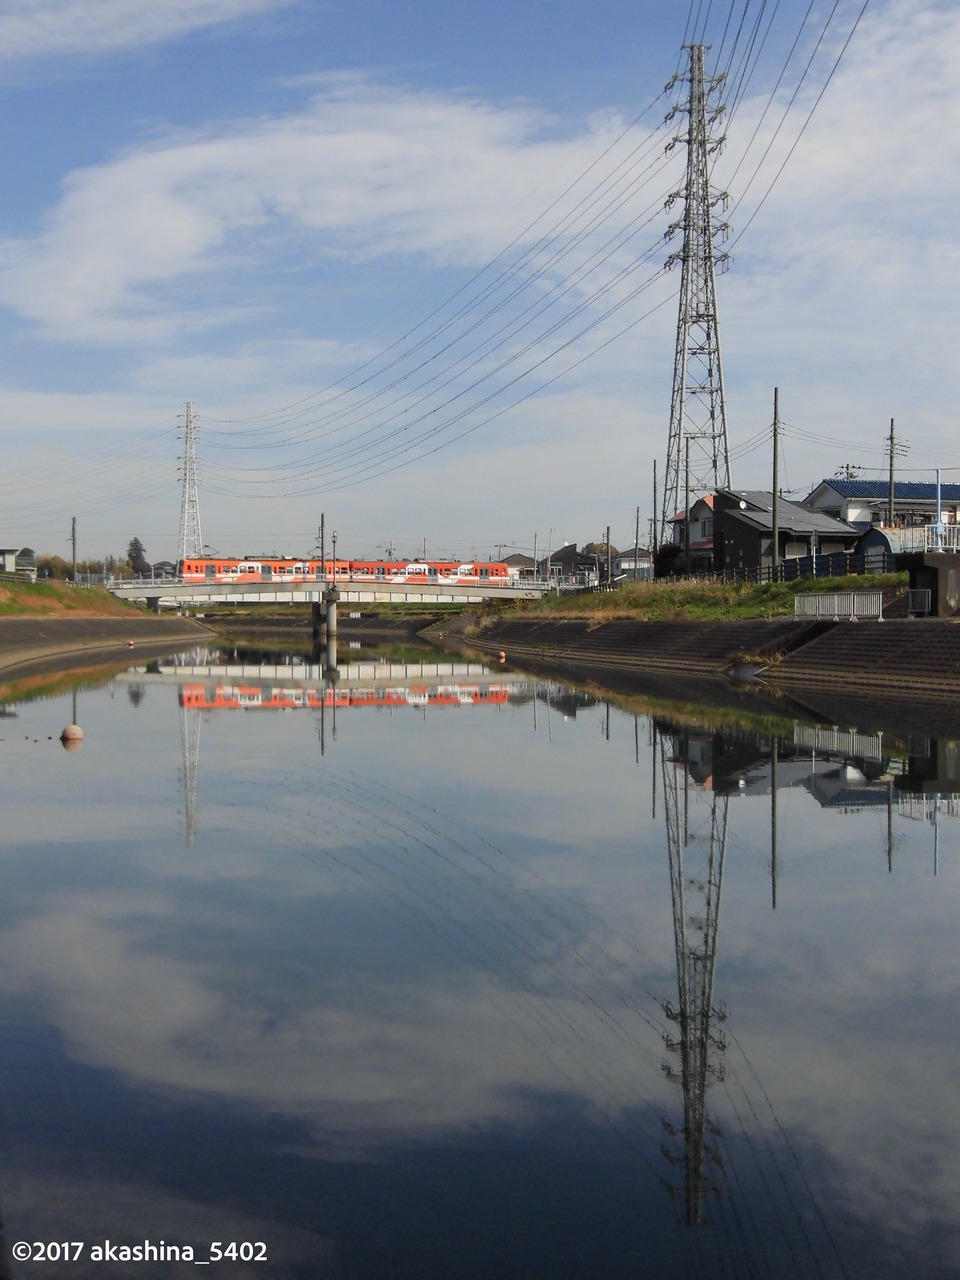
[660,45,731,545]
[177,400,203,566]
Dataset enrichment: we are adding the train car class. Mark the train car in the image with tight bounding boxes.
[452,562,510,585]
[177,555,510,585]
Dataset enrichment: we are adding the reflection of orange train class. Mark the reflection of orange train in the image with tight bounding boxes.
[178,557,510,586]
[179,684,512,711]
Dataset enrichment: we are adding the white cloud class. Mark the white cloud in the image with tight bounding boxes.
[0,80,640,343]
[0,0,298,62]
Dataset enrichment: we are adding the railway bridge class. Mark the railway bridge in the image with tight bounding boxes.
[105,577,550,609]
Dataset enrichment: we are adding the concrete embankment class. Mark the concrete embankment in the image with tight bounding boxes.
[445,614,960,694]
[0,615,214,679]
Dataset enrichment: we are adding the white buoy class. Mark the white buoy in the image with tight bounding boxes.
[60,724,83,750]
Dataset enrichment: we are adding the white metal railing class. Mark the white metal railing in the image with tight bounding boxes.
[792,723,886,761]
[884,524,960,552]
[794,589,884,621]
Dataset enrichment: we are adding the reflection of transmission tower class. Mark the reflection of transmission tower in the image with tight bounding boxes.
[179,699,202,847]
[661,45,731,544]
[177,400,203,565]
[659,729,729,1225]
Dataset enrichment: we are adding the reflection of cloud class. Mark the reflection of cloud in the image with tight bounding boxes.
[0,888,668,1143]
[5,1171,332,1277]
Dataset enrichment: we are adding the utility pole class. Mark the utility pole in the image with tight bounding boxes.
[71,516,77,582]
[684,436,691,574]
[320,513,326,580]
[634,505,641,580]
[606,524,612,585]
[661,44,731,544]
[652,458,659,556]
[888,419,896,526]
[771,388,780,580]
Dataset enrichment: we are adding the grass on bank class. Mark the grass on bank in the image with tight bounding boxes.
[515,572,909,622]
[0,579,141,617]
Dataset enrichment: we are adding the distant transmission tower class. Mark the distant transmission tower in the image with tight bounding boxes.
[177,401,203,566]
[661,45,731,544]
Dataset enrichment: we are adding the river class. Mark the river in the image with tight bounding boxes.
[0,639,957,1278]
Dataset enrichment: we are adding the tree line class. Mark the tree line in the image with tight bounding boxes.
[37,537,154,580]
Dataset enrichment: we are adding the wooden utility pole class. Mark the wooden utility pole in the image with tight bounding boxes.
[771,389,780,580]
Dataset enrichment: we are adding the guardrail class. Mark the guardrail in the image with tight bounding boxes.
[794,590,885,621]
[891,524,960,552]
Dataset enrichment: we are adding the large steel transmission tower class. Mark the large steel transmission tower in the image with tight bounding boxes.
[177,401,203,566]
[661,45,731,545]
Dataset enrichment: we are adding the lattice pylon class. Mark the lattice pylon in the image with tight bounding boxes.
[177,401,203,566]
[660,44,732,545]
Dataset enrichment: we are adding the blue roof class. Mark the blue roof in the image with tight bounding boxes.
[818,479,960,501]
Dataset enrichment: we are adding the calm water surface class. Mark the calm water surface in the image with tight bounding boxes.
[0,645,958,1278]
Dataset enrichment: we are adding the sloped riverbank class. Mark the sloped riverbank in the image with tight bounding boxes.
[438,614,960,695]
[0,615,214,679]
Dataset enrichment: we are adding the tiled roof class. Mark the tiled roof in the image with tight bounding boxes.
[720,490,859,536]
[811,479,960,501]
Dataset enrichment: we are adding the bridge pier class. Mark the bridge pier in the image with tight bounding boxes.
[312,586,340,642]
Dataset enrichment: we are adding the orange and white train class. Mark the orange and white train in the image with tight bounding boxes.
[177,556,510,586]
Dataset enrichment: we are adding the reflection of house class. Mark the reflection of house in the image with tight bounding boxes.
[713,490,859,577]
[807,765,892,810]
[805,479,960,529]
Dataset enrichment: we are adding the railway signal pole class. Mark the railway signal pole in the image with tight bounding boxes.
[661,45,731,545]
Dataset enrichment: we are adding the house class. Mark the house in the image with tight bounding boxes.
[614,549,654,581]
[15,547,37,581]
[537,543,579,580]
[804,478,960,529]
[713,489,860,578]
[666,495,715,573]
[0,547,36,581]
[503,552,536,582]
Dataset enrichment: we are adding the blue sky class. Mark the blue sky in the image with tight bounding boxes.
[0,0,957,563]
